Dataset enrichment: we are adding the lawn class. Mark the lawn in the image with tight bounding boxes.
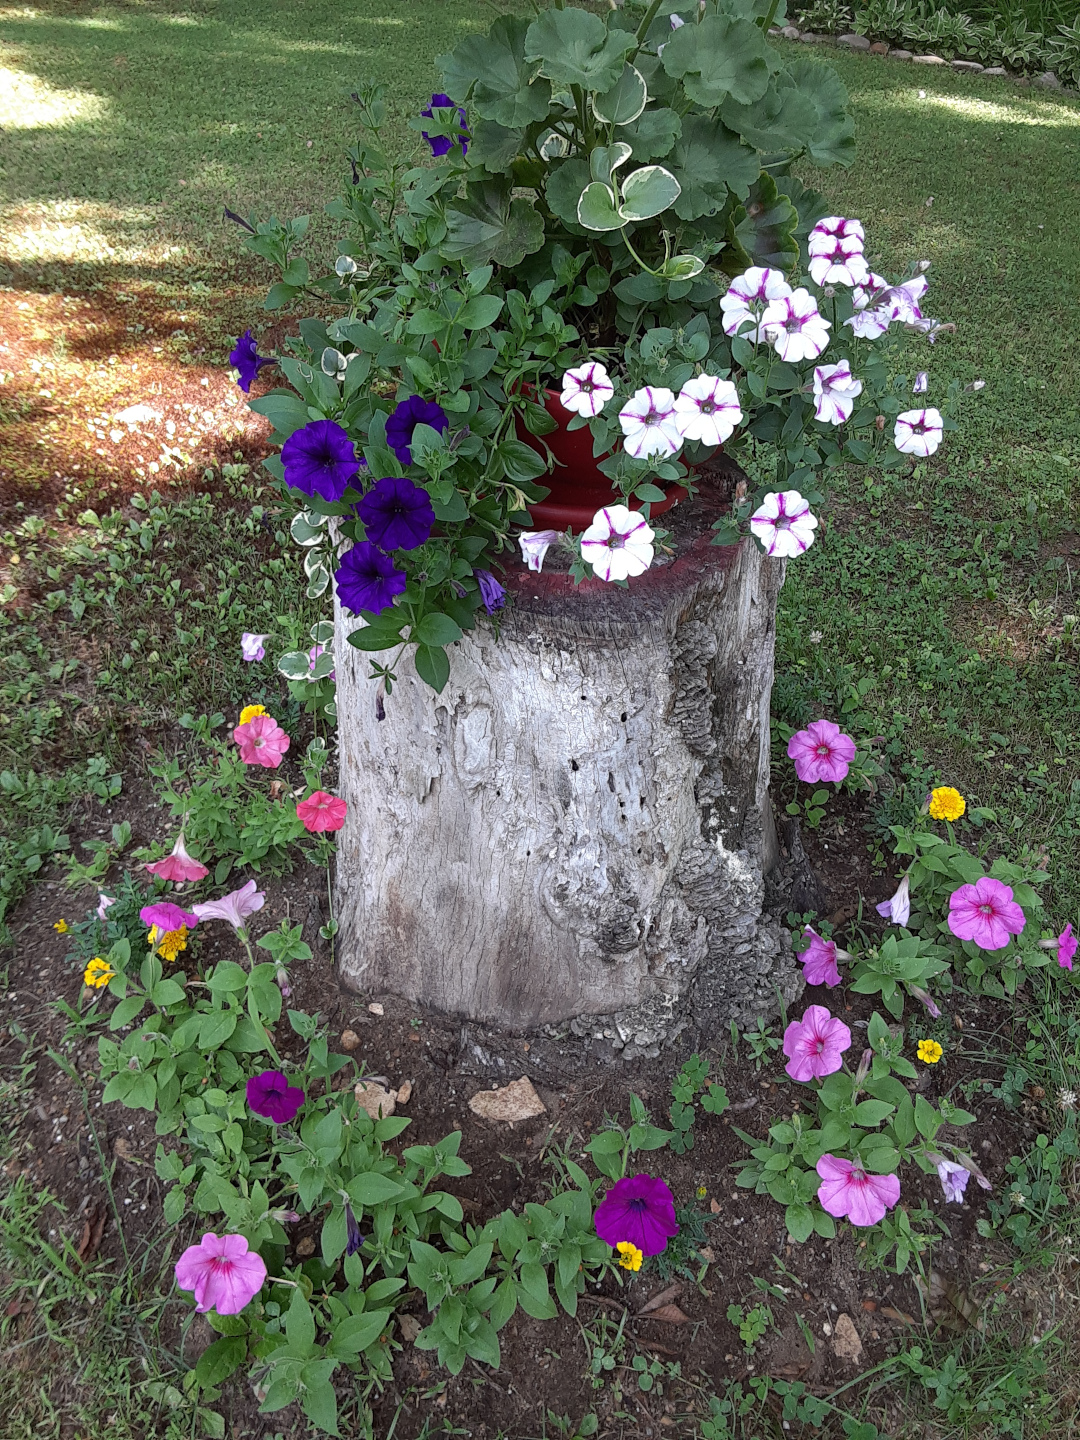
[1,3,1079,1437]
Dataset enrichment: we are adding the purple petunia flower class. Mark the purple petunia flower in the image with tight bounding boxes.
[358,476,435,551]
[246,1070,305,1125]
[594,1174,679,1257]
[334,541,407,617]
[385,396,449,466]
[935,1158,971,1204]
[229,330,274,393]
[345,1203,363,1256]
[421,93,468,158]
[282,419,361,502]
[476,569,506,615]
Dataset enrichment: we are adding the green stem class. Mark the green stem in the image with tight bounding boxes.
[760,0,781,33]
[634,0,666,45]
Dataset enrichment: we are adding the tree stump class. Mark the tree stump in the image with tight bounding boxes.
[333,464,800,1054]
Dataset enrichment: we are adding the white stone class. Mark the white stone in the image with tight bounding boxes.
[913,54,946,64]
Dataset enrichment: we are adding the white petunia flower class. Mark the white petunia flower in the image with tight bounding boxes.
[807,216,865,254]
[760,288,831,363]
[808,236,869,288]
[673,374,742,446]
[812,360,863,426]
[913,371,929,394]
[749,490,818,559]
[719,267,793,340]
[518,529,561,573]
[876,874,911,926]
[618,386,682,460]
[560,361,614,418]
[580,505,655,582]
[894,407,944,457]
[845,272,892,339]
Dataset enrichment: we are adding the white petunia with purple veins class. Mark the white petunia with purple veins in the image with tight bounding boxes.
[580,505,655,583]
[560,361,614,418]
[518,530,561,573]
[894,407,944,457]
[673,374,742,446]
[808,235,870,288]
[719,267,793,341]
[618,386,682,460]
[749,490,818,559]
[812,360,863,426]
[760,288,831,363]
[807,216,865,253]
[913,371,929,394]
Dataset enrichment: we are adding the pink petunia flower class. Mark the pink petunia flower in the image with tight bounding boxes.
[192,879,265,933]
[947,876,1026,951]
[140,901,199,933]
[144,832,209,884]
[96,892,117,921]
[233,714,290,769]
[816,1155,900,1227]
[894,407,944,458]
[749,490,818,559]
[241,632,269,663]
[934,1158,971,1204]
[297,791,348,833]
[1039,921,1076,971]
[876,874,911,927]
[518,529,561,573]
[787,719,856,784]
[782,1004,851,1082]
[799,926,842,988]
[174,1232,267,1314]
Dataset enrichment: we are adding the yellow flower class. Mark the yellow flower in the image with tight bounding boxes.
[84,957,115,989]
[616,1241,643,1272]
[149,924,189,962]
[917,1039,943,1065]
[239,703,268,725]
[53,919,68,934]
[696,1185,707,1200]
[928,787,965,822]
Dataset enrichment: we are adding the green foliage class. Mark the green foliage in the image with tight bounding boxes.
[726,1299,774,1351]
[667,1051,729,1153]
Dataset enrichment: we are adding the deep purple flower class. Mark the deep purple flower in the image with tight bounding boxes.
[246,1070,305,1125]
[385,396,449,466]
[345,1203,363,1256]
[282,419,361,502]
[421,93,468,158]
[476,570,506,615]
[358,477,435,552]
[334,542,407,617]
[229,330,274,393]
[594,1174,679,1257]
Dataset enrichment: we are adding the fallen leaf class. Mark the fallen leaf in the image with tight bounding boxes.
[340,1030,360,1051]
[354,1082,396,1119]
[709,1198,721,1214]
[468,1077,546,1124]
[918,1271,984,1333]
[76,1206,106,1264]
[368,1002,384,1016]
[831,1313,862,1365]
[395,1079,413,1105]
[638,1282,684,1316]
[728,1096,758,1112]
[5,1299,23,1317]
[881,1305,915,1325]
[698,1246,716,1264]
[113,1137,134,1159]
[640,1304,690,1325]
[861,1300,877,1312]
[398,1314,422,1343]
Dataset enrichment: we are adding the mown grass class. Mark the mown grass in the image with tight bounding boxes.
[1,11,1080,1439]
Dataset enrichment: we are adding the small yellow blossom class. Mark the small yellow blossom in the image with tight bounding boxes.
[239,704,268,725]
[917,1039,943,1064]
[696,1185,707,1200]
[53,919,68,934]
[148,924,188,962]
[928,787,965,822]
[616,1241,643,1272]
[84,957,115,988]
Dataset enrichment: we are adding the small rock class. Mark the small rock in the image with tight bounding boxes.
[114,404,160,425]
[395,1079,412,1105]
[838,34,871,50]
[468,1076,546,1123]
[340,1029,360,1051]
[398,1314,422,1343]
[1034,70,1061,88]
[869,41,890,54]
[913,54,946,65]
[800,31,822,43]
[355,1081,396,1118]
[832,1313,863,1364]
[952,59,984,71]
[710,1198,721,1214]
[983,65,1008,75]
[891,48,913,60]
[781,24,799,38]
[367,1002,384,1016]
[295,1236,315,1257]
[768,26,782,36]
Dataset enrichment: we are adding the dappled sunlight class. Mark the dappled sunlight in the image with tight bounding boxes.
[0,62,108,129]
[858,86,1080,129]
[0,200,180,270]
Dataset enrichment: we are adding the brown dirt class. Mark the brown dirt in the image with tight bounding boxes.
[0,770,1041,1439]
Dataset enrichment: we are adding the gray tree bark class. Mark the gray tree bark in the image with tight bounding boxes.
[333,468,800,1053]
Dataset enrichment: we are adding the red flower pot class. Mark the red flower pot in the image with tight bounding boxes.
[516,387,688,532]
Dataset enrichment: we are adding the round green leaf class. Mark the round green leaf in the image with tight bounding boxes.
[439,15,552,129]
[618,165,681,223]
[577,181,622,233]
[660,14,771,108]
[592,63,648,125]
[524,8,636,92]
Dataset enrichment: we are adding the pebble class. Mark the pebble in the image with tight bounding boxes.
[1034,70,1061,88]
[891,48,913,60]
[781,24,799,38]
[984,65,1008,75]
[838,33,871,49]
[368,1002,384,1016]
[913,54,946,65]
[340,1029,360,1051]
[952,59,984,71]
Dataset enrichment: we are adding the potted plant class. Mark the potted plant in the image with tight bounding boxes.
[229,0,961,696]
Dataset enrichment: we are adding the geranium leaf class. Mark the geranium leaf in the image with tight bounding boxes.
[721,74,820,153]
[660,15,771,108]
[546,158,592,228]
[668,114,758,220]
[524,8,636,91]
[592,63,648,126]
[726,172,798,271]
[622,106,681,162]
[785,58,856,168]
[467,119,526,175]
[439,15,552,129]
[444,181,545,269]
[618,165,681,223]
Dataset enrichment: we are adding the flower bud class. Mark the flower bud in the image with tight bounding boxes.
[854,1048,873,1086]
[270,1208,301,1225]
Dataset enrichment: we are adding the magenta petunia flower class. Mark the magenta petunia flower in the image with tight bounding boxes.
[296,791,348,833]
[240,631,269,663]
[175,1232,267,1314]
[947,876,1026,951]
[594,1174,679,1257]
[357,476,435,552]
[420,93,468,158]
[782,1004,851,1082]
[282,419,361,502]
[140,901,199,933]
[385,396,449,466]
[816,1155,900,1227]
[1057,923,1076,971]
[799,926,842,988]
[749,490,818,559]
[144,831,209,884]
[192,879,265,932]
[229,330,274,393]
[334,541,407,617]
[246,1070,305,1124]
[787,719,856,784]
[233,713,290,769]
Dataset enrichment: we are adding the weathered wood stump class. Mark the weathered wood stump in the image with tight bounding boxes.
[333,466,800,1054]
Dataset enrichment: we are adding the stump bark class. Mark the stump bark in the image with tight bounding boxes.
[333,467,801,1052]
